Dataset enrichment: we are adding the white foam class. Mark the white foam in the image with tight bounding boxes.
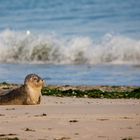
[26,30,31,36]
[0,29,140,65]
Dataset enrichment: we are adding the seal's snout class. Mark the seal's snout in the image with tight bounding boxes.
[42,79,47,87]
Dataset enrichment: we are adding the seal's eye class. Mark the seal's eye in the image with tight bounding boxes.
[37,78,40,82]
[32,77,38,81]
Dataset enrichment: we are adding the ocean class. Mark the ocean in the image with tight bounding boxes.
[0,0,140,86]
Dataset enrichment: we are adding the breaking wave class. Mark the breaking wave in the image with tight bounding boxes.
[0,29,140,65]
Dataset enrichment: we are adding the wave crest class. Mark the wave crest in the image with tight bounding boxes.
[0,29,140,64]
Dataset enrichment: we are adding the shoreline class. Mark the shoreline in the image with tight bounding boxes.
[0,83,140,99]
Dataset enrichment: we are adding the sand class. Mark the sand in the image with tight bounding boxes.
[0,96,140,140]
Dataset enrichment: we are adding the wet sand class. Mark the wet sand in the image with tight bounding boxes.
[0,96,140,140]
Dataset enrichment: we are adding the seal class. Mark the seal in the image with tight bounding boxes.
[0,74,45,105]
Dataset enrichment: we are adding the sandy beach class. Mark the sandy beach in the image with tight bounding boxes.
[0,96,140,140]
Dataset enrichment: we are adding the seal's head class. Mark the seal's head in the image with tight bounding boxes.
[24,74,46,89]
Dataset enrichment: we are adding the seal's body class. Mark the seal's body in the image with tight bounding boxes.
[0,74,45,105]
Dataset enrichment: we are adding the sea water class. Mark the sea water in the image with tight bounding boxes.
[0,0,140,86]
[0,64,140,86]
